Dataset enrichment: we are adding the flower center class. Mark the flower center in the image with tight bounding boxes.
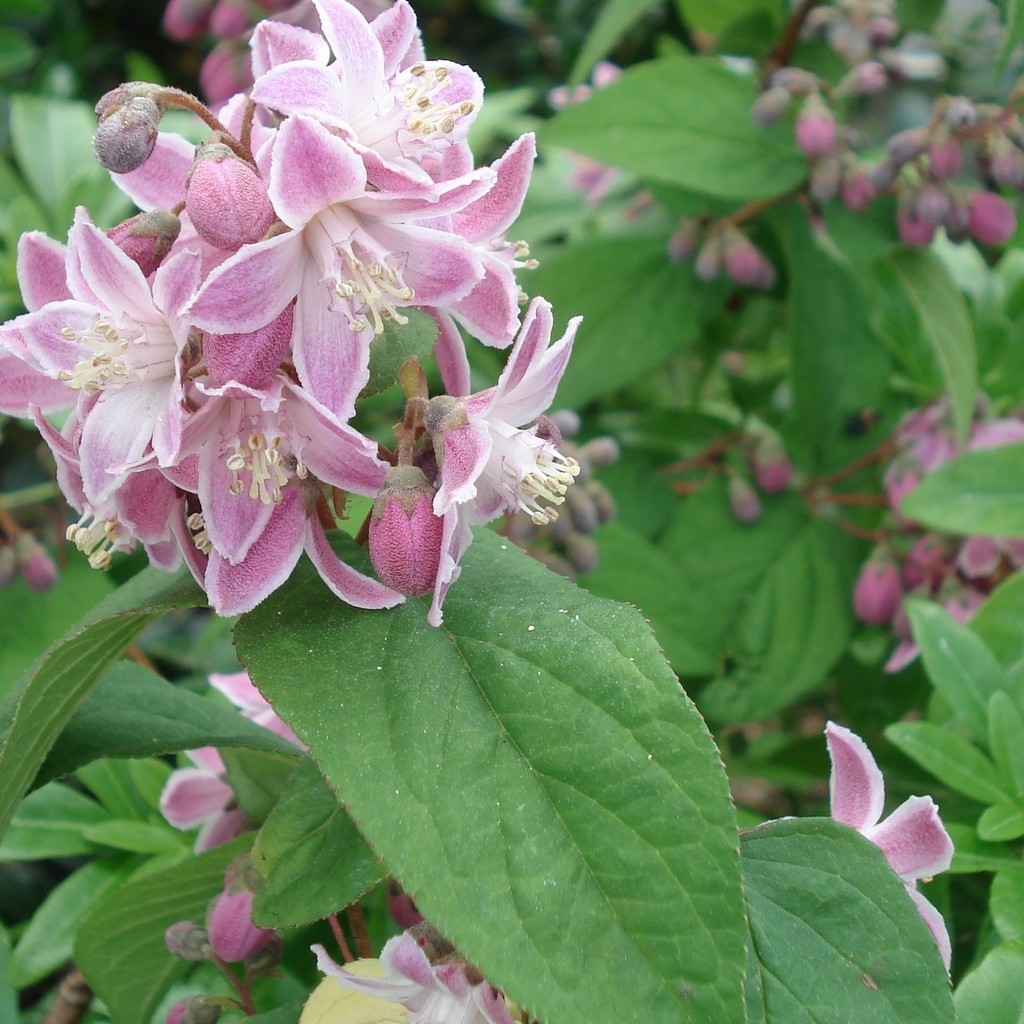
[186,511,213,554]
[57,316,168,392]
[398,64,475,139]
[332,245,414,335]
[224,425,307,506]
[66,513,124,569]
[509,445,580,525]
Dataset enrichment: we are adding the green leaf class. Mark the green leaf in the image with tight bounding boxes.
[75,838,250,1024]
[907,599,1009,743]
[542,56,805,201]
[778,204,891,473]
[885,722,1011,805]
[0,781,111,862]
[676,0,782,34]
[362,310,438,399]
[989,691,1024,795]
[581,522,718,674]
[899,445,1024,537]
[570,0,662,83]
[885,248,976,443]
[954,940,1024,1024]
[978,802,1024,842]
[10,856,134,988]
[0,921,17,1023]
[998,0,1024,69]
[247,1004,303,1024]
[742,818,954,1023]
[251,757,384,929]
[81,820,188,855]
[0,27,37,76]
[0,566,205,846]
[236,529,747,1024]
[970,571,1024,688]
[991,870,1024,942]
[946,822,1024,873]
[77,758,162,821]
[527,234,699,409]
[37,660,298,785]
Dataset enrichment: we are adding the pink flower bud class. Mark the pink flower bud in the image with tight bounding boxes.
[93,95,162,174]
[988,136,1024,188]
[945,96,977,129]
[867,158,898,191]
[389,884,424,928]
[810,155,841,202]
[866,16,898,46]
[107,209,181,276]
[886,127,926,166]
[369,466,444,597]
[199,41,253,106]
[209,0,251,38]
[795,96,836,157]
[206,887,275,963]
[728,474,762,524]
[723,234,766,287]
[15,534,57,591]
[165,920,210,961]
[902,536,948,592]
[163,0,214,41]
[957,535,1001,580]
[167,996,221,1024]
[849,61,888,95]
[917,184,951,226]
[840,169,876,211]
[928,138,963,180]
[667,218,699,262]
[748,433,792,494]
[751,87,792,126]
[897,209,936,246]
[967,191,1017,246]
[185,143,276,251]
[203,303,294,390]
[853,548,902,625]
[694,233,724,281]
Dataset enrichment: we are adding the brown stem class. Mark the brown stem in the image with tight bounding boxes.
[761,0,822,85]
[806,491,888,507]
[346,902,374,959]
[41,970,92,1024]
[124,645,159,671]
[353,509,372,547]
[660,432,741,475]
[314,491,338,532]
[328,914,354,962]
[808,436,897,489]
[239,97,258,160]
[153,88,252,164]
[210,953,258,1016]
[831,519,890,543]
[0,504,23,541]
[723,188,804,228]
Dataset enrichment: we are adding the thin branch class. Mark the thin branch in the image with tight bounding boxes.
[41,970,92,1024]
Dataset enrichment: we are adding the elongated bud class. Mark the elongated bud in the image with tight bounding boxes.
[897,207,936,247]
[751,86,792,126]
[770,67,817,95]
[722,230,775,289]
[209,0,250,38]
[810,155,841,203]
[694,232,724,282]
[853,548,902,625]
[840,168,875,211]
[928,138,962,180]
[967,191,1017,245]
[107,209,181,276]
[163,0,213,41]
[93,92,163,173]
[886,127,926,166]
[165,920,210,961]
[747,432,792,494]
[944,96,976,129]
[847,61,887,95]
[728,474,762,524]
[167,996,221,1024]
[917,183,951,226]
[369,466,444,597]
[186,143,276,251]
[15,534,57,591]
[206,886,275,963]
[795,95,836,158]
[667,217,699,262]
[389,883,424,928]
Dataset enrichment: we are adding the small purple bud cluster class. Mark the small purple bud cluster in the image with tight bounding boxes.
[853,399,1024,671]
[165,856,279,1020]
[725,427,794,525]
[802,0,898,65]
[685,222,777,291]
[0,514,58,593]
[504,410,618,578]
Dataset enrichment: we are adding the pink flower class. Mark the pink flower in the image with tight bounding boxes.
[826,721,954,968]
[422,298,581,624]
[314,930,515,1024]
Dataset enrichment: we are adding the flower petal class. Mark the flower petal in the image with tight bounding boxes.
[312,0,385,103]
[250,20,330,78]
[305,517,406,610]
[866,795,954,881]
[825,721,886,832]
[195,807,248,853]
[17,231,70,311]
[905,885,952,971]
[113,131,195,211]
[453,133,535,243]
[431,310,471,397]
[450,258,520,348]
[434,422,492,513]
[251,61,350,129]
[0,347,72,415]
[427,507,472,627]
[371,0,420,77]
[160,768,233,829]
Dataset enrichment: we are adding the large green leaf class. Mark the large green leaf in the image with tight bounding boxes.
[907,600,1009,743]
[0,566,205,846]
[528,234,699,409]
[989,691,1024,796]
[954,940,1024,1024]
[885,249,976,443]
[991,870,1024,941]
[570,0,662,83]
[656,482,857,721]
[0,781,111,862]
[542,56,805,201]
[676,0,783,34]
[251,757,385,928]
[778,205,891,474]
[970,571,1024,687]
[236,530,746,1024]
[36,659,298,786]
[899,445,1024,537]
[75,838,249,1024]
[742,818,954,1023]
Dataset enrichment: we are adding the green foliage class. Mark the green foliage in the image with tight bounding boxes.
[237,530,747,1024]
[954,940,1024,1023]
[362,310,439,398]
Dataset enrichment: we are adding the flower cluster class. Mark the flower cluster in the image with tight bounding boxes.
[852,399,1024,670]
[0,0,580,625]
[826,721,954,969]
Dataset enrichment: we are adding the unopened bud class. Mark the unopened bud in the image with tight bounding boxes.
[199,41,252,106]
[943,195,971,242]
[163,0,213,42]
[722,228,775,289]
[957,535,1001,580]
[840,168,875,211]
[186,143,276,251]
[107,209,181,276]
[389,883,424,928]
[694,232,724,282]
[897,208,936,246]
[928,138,963,180]
[988,135,1024,189]
[206,887,275,963]
[770,67,817,96]
[93,95,162,174]
[728,474,762,524]
[15,534,57,591]
[847,61,888,95]
[368,465,443,597]
[751,87,792,126]
[548,409,580,439]
[944,96,977,129]
[585,481,617,523]
[853,547,902,625]
[866,16,898,46]
[748,433,792,494]
[565,487,598,534]
[810,155,841,203]
[886,127,926,166]
[902,535,947,591]
[866,157,898,191]
[917,183,951,226]
[967,191,1017,246]
[579,436,620,468]
[795,95,836,158]
[165,920,210,961]
[209,0,250,39]
[167,996,221,1024]
[667,218,699,262]
[564,533,599,574]
[243,932,283,976]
